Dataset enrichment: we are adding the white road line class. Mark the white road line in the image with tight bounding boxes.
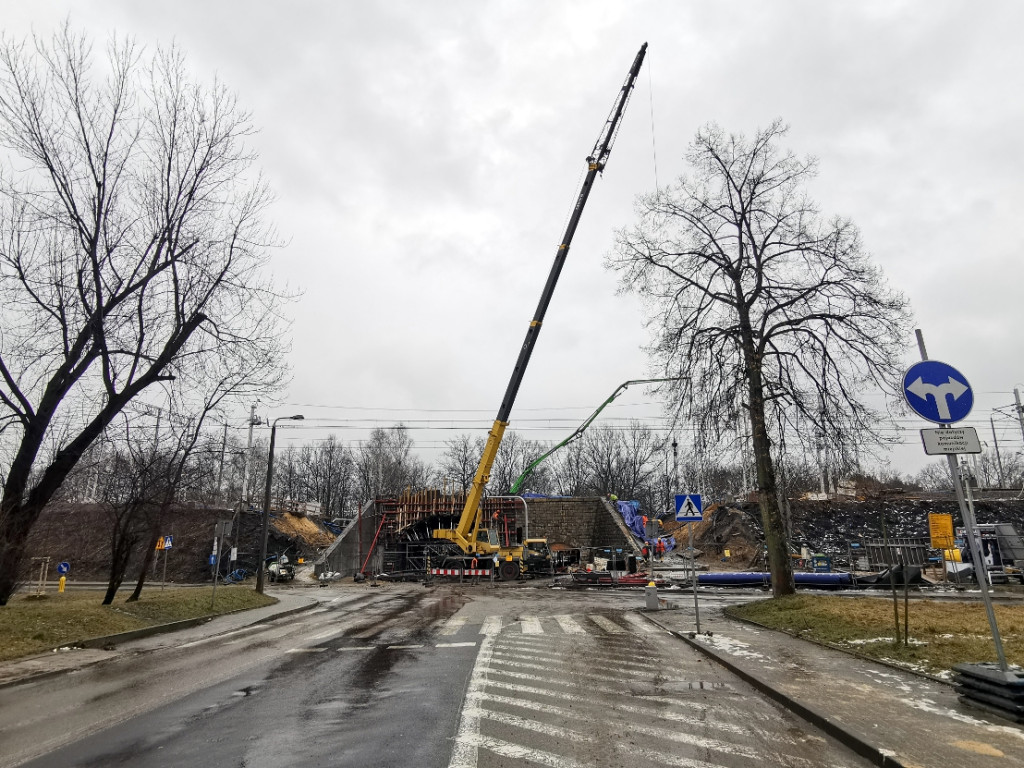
[441,617,466,636]
[476,690,752,738]
[519,617,543,634]
[306,607,329,615]
[480,616,502,635]
[469,700,751,765]
[491,644,656,674]
[486,657,653,687]
[437,641,477,648]
[286,647,327,653]
[465,705,589,742]
[481,676,760,724]
[554,615,586,634]
[337,647,374,652]
[622,612,662,633]
[447,634,495,768]
[588,614,625,633]
[453,731,592,768]
[387,644,424,650]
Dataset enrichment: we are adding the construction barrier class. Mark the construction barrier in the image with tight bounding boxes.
[429,568,492,577]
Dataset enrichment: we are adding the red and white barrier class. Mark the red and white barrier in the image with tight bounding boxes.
[429,568,493,577]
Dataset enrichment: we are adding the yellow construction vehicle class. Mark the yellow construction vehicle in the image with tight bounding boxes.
[430,43,648,580]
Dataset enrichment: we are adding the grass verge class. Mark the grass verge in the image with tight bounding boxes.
[0,587,277,663]
[727,595,1024,678]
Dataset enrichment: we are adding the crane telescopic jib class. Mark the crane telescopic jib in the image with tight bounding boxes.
[431,43,649,579]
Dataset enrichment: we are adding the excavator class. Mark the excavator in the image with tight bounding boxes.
[429,43,648,580]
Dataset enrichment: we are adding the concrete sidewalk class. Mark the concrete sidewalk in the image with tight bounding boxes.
[0,589,320,689]
[649,604,1024,768]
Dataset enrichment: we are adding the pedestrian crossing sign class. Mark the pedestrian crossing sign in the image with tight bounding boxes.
[675,494,703,522]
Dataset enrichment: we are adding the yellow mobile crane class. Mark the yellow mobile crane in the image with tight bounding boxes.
[431,43,648,581]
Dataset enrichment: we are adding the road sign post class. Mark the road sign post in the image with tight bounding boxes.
[675,493,703,633]
[911,333,1007,672]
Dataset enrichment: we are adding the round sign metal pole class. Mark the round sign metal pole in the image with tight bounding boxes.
[690,522,700,634]
[914,331,1007,672]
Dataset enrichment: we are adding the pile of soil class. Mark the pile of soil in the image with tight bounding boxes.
[660,493,1024,569]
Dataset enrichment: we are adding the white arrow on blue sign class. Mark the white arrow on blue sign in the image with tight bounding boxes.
[902,360,973,424]
[675,494,703,522]
[57,561,70,575]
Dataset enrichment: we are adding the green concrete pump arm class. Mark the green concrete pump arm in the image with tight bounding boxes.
[509,377,680,495]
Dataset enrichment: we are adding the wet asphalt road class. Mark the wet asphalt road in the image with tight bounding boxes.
[3,583,875,768]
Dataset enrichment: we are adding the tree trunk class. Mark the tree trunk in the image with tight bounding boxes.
[0,502,36,605]
[126,525,160,602]
[739,312,795,598]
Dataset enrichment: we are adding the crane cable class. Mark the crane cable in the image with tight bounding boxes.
[646,51,660,191]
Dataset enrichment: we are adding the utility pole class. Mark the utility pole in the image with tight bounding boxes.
[242,403,259,508]
[216,422,228,506]
[233,403,260,567]
[990,416,1006,488]
[1014,388,1024,446]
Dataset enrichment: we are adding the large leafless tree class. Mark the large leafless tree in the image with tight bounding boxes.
[609,120,911,596]
[0,27,288,603]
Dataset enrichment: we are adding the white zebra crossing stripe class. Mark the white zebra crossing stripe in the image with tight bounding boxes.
[480,669,758,723]
[470,700,755,765]
[621,612,661,633]
[588,614,625,633]
[473,689,753,737]
[554,614,586,634]
[452,731,592,768]
[490,648,657,678]
[447,634,495,768]
[520,616,543,634]
[492,642,657,673]
[480,616,502,635]
[441,617,466,636]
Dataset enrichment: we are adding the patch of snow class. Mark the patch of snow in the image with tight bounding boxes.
[697,634,766,661]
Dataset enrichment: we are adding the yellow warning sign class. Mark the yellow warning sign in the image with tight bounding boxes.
[155,537,165,551]
[928,513,955,549]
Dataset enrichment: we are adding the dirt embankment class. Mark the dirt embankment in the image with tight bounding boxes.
[22,503,339,584]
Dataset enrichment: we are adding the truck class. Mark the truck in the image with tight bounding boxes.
[429,43,648,580]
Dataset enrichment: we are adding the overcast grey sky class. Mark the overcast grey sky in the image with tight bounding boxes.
[5,1,1024,478]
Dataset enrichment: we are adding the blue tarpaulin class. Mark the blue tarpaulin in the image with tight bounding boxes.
[616,500,675,553]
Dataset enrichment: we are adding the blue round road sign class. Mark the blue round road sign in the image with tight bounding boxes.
[903,360,973,424]
[57,561,70,575]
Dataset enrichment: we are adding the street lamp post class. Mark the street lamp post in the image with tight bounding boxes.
[256,414,304,594]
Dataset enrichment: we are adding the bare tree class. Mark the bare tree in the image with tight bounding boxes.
[489,431,550,495]
[550,439,589,497]
[0,26,289,603]
[299,436,356,519]
[435,434,484,494]
[609,120,911,596]
[355,426,429,500]
[96,434,156,605]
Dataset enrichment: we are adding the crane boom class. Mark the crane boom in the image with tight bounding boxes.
[434,43,648,556]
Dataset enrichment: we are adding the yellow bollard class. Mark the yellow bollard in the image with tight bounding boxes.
[58,575,66,593]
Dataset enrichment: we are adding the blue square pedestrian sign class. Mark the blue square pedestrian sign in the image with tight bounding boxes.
[675,494,703,522]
